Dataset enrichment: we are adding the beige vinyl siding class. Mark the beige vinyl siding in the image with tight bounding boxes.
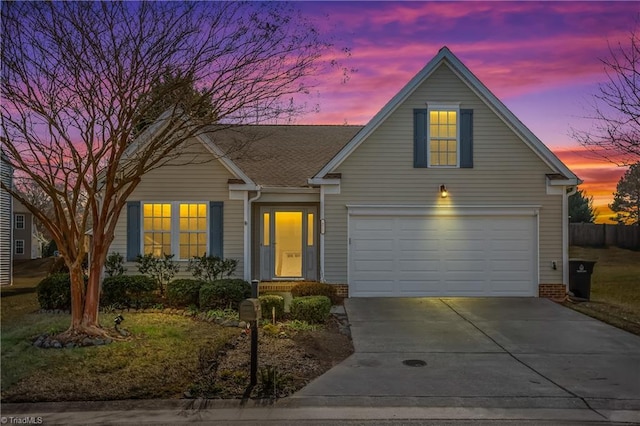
[323,63,563,286]
[110,139,244,278]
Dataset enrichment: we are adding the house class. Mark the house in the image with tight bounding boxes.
[1,150,12,286]
[12,198,41,260]
[111,47,580,298]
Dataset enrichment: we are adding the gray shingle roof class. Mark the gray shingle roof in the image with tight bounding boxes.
[205,125,363,187]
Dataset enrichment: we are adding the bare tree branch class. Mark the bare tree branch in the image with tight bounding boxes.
[0,1,341,337]
[571,24,640,166]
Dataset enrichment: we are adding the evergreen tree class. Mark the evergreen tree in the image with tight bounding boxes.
[610,162,640,225]
[569,189,596,223]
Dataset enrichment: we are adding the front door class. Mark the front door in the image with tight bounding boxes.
[259,207,317,280]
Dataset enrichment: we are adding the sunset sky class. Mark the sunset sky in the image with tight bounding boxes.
[294,1,638,223]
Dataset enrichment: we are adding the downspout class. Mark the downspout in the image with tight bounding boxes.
[244,188,262,282]
[563,186,577,289]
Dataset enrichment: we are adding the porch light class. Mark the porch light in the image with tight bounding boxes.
[439,184,448,198]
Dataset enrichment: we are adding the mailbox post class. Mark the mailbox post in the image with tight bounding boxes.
[238,280,261,387]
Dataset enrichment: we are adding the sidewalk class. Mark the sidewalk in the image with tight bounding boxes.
[2,398,638,425]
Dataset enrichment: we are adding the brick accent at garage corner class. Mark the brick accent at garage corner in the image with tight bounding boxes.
[539,284,566,299]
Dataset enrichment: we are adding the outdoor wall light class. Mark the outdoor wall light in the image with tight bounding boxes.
[440,184,448,198]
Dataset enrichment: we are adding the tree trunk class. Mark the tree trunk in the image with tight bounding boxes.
[69,262,86,330]
[65,237,110,338]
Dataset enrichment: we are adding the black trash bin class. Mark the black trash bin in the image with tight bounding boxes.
[568,259,597,300]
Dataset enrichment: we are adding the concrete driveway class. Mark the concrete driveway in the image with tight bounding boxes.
[292,298,640,418]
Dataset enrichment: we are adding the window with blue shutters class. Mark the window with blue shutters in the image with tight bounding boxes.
[127,201,223,260]
[414,106,473,168]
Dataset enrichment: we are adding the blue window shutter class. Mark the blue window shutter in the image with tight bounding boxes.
[126,201,141,261]
[413,109,428,168]
[460,109,474,168]
[209,201,223,257]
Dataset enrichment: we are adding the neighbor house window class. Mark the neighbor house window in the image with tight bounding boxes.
[15,239,24,255]
[142,202,208,259]
[429,109,458,167]
[15,214,25,229]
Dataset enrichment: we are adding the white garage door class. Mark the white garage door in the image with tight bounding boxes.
[349,211,537,297]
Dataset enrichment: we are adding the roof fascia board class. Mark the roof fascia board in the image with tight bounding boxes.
[314,48,451,178]
[442,53,578,180]
[196,132,256,186]
[314,47,578,181]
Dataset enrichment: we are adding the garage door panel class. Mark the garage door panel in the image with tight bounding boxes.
[490,260,531,272]
[399,259,440,271]
[349,213,537,297]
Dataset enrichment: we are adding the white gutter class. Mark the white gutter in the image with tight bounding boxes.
[563,186,578,288]
[243,188,262,282]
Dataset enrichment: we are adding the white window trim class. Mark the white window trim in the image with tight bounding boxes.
[15,214,25,229]
[15,239,25,255]
[426,102,461,168]
[140,201,209,260]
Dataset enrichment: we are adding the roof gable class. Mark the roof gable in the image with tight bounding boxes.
[313,46,579,183]
[202,125,362,187]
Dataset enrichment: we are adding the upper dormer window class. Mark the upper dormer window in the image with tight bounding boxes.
[414,105,473,169]
[429,109,458,167]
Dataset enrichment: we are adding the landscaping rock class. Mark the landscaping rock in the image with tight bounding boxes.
[82,337,94,346]
[65,342,76,349]
[51,340,62,349]
[94,339,105,346]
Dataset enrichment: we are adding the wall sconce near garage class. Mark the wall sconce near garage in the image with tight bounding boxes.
[320,218,326,234]
[439,184,448,198]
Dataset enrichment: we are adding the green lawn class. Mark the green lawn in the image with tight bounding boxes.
[1,261,238,402]
[566,246,640,335]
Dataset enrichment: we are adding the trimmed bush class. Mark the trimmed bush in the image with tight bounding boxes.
[167,279,206,307]
[101,275,157,309]
[199,279,251,310]
[290,282,339,305]
[258,294,285,321]
[290,295,331,324]
[37,273,72,310]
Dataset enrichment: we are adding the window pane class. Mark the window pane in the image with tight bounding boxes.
[308,213,314,246]
[180,233,189,244]
[180,246,188,259]
[197,218,207,231]
[429,109,458,167]
[263,212,270,246]
[180,204,187,216]
[198,204,207,216]
[198,233,207,244]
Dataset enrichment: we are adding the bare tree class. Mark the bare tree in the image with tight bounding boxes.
[1,1,340,339]
[571,27,640,166]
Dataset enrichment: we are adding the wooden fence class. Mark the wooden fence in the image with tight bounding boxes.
[570,223,640,250]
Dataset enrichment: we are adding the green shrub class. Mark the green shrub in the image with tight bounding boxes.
[199,279,251,310]
[188,254,238,281]
[105,252,126,277]
[167,279,206,307]
[258,294,285,321]
[290,296,331,324]
[135,253,179,295]
[37,273,72,310]
[290,282,339,305]
[101,275,157,309]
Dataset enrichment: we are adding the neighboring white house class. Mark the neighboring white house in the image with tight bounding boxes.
[110,47,580,299]
[1,150,12,286]
[12,198,41,260]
